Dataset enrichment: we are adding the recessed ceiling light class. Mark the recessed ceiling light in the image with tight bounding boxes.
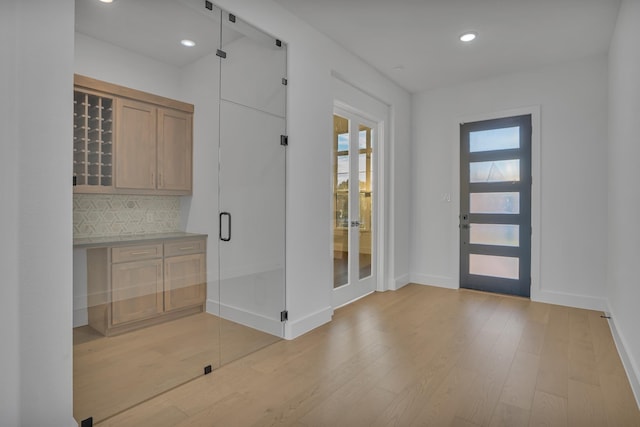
[460,32,477,42]
[99,0,113,3]
[180,39,196,47]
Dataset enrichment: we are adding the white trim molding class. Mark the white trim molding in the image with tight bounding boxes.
[606,303,640,409]
[409,274,458,290]
[284,305,333,340]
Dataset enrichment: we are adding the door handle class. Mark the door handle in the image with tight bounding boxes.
[219,212,231,242]
[460,213,470,229]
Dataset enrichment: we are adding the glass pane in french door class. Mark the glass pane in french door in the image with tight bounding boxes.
[460,115,532,297]
[333,114,350,288]
[358,125,373,280]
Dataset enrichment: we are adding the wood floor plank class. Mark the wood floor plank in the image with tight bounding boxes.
[83,285,640,427]
[489,402,531,427]
[536,313,569,399]
[598,372,640,427]
[567,379,607,427]
[499,351,540,410]
[529,391,568,427]
[567,308,600,386]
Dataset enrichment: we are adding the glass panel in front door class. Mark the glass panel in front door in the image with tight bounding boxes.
[460,115,532,297]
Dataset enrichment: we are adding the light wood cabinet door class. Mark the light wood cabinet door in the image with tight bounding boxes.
[111,259,163,325]
[164,253,206,312]
[157,108,192,192]
[115,99,157,190]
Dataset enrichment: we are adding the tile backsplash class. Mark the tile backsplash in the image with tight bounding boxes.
[73,194,181,238]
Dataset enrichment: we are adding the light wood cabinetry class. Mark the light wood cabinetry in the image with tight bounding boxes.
[74,74,194,195]
[111,258,163,325]
[115,99,157,191]
[87,236,206,336]
[157,108,193,192]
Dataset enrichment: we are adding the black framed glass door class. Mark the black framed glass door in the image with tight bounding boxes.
[460,115,532,297]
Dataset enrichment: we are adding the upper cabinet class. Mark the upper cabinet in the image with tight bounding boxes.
[73,74,194,195]
[157,108,192,192]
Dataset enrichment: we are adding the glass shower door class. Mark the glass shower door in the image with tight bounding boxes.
[218,12,287,364]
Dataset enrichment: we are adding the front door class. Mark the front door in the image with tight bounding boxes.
[460,115,532,297]
[332,110,376,307]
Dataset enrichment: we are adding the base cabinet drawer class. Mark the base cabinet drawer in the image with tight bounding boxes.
[87,236,206,336]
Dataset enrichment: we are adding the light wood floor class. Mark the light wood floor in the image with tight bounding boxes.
[74,313,280,423]
[94,284,640,426]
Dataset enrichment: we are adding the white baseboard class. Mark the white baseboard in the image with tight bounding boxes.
[206,299,283,337]
[284,305,333,340]
[392,274,410,290]
[606,303,640,409]
[410,273,458,290]
[73,308,88,328]
[531,289,607,311]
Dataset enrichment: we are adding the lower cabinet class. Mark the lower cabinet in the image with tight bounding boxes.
[87,236,206,336]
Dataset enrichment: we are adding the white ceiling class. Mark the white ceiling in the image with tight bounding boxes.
[271,0,621,93]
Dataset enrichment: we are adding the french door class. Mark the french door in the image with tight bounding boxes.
[460,115,532,297]
[332,110,376,307]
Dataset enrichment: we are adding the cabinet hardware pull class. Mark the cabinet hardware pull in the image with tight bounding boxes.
[179,247,194,250]
[131,251,150,255]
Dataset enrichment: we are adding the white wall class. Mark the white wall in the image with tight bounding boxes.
[0,1,20,425]
[3,1,76,426]
[211,0,412,338]
[411,55,609,310]
[75,32,183,100]
[607,0,640,404]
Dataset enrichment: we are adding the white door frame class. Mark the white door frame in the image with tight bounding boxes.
[331,74,389,309]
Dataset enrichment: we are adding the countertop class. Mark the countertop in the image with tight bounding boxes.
[73,232,207,248]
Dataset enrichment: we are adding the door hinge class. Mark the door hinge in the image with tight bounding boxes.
[276,39,282,47]
[280,310,288,322]
[216,49,227,59]
[205,0,213,11]
[81,417,93,427]
[282,77,288,86]
[228,13,236,23]
[280,135,288,146]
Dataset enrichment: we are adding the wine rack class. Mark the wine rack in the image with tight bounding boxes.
[73,90,114,190]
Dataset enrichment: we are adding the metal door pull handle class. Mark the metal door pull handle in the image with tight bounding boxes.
[131,251,150,255]
[219,212,231,242]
